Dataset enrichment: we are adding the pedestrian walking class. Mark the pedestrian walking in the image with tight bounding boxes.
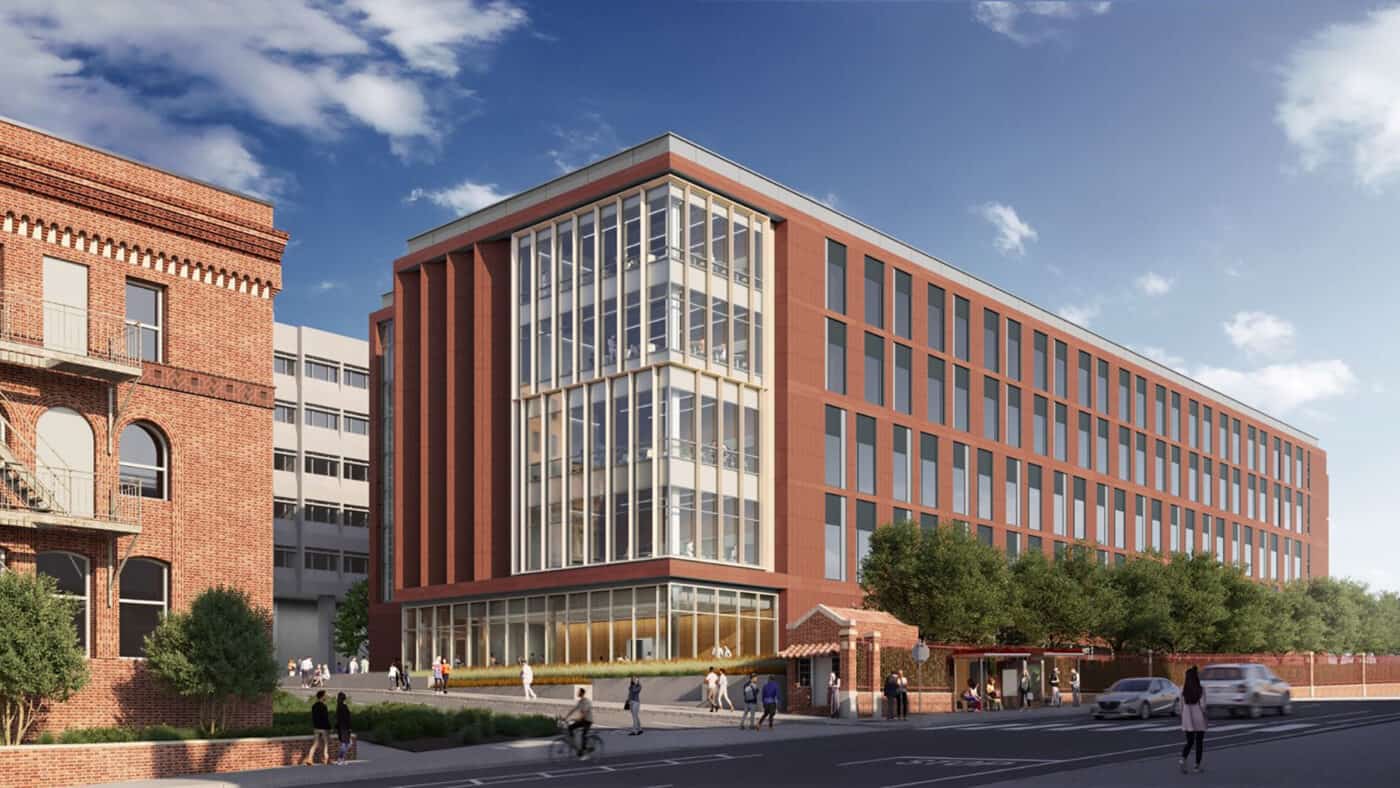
[300,656,313,688]
[287,658,296,679]
[883,672,898,720]
[718,668,735,710]
[441,659,451,694]
[388,661,399,690]
[897,670,910,719]
[742,674,760,730]
[302,690,333,766]
[758,675,780,729]
[827,670,841,718]
[1179,666,1208,774]
[431,656,443,693]
[519,658,538,699]
[348,658,358,676]
[626,675,644,735]
[401,661,412,691]
[1050,666,1062,707]
[704,666,719,711]
[360,656,369,675]
[334,692,353,766]
[1018,668,1031,710]
[1070,667,1081,707]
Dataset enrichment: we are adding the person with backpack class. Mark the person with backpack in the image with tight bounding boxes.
[758,675,780,729]
[883,671,899,720]
[333,692,353,766]
[1179,666,1208,774]
[741,674,760,730]
[626,675,643,735]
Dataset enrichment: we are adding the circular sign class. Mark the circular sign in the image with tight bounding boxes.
[912,642,930,664]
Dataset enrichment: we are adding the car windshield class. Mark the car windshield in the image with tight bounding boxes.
[1109,679,1151,693]
[1201,667,1244,681]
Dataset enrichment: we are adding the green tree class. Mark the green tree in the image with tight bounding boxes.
[0,570,89,744]
[1101,555,1173,653]
[1006,547,1097,648]
[334,579,369,659]
[1162,553,1229,653]
[1214,569,1269,653]
[145,586,279,735]
[1305,578,1364,653]
[861,520,1010,644]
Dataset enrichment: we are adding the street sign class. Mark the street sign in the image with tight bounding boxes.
[912,642,930,663]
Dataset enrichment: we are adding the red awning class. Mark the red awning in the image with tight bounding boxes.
[778,642,840,659]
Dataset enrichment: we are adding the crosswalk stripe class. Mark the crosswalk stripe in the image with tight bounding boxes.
[1208,723,1251,732]
[1109,723,1159,730]
[1262,722,1315,733]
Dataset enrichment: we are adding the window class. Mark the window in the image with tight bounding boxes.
[826,239,846,313]
[1170,393,1181,441]
[978,524,994,546]
[274,354,296,376]
[864,333,884,405]
[1006,531,1020,562]
[274,450,297,473]
[825,406,846,488]
[1135,494,1146,552]
[1135,433,1146,486]
[1218,413,1228,459]
[952,443,969,515]
[1027,464,1042,531]
[977,449,994,521]
[927,285,945,351]
[274,402,296,424]
[1154,440,1166,491]
[856,501,876,580]
[274,498,296,520]
[954,366,970,431]
[1006,320,1022,381]
[1054,341,1068,398]
[1005,458,1020,526]
[825,494,846,580]
[1117,426,1130,481]
[1135,377,1147,428]
[1053,403,1067,461]
[1033,332,1048,390]
[1114,488,1126,549]
[345,367,370,389]
[893,426,911,503]
[344,413,370,435]
[304,453,339,477]
[305,501,339,524]
[306,359,339,383]
[983,376,1000,441]
[1096,483,1109,544]
[864,257,884,328]
[1151,499,1163,552]
[343,552,369,576]
[274,545,297,569]
[1096,359,1109,414]
[1171,446,1181,496]
[894,270,912,339]
[1078,412,1091,469]
[1232,419,1241,464]
[1118,370,1130,421]
[1096,417,1109,474]
[856,415,877,495]
[344,507,369,528]
[1053,471,1066,536]
[1189,401,1199,447]
[1033,395,1047,455]
[1078,351,1091,407]
[894,344,912,414]
[1203,406,1214,454]
[921,512,938,533]
[37,551,88,654]
[920,433,938,507]
[983,310,1000,372]
[305,548,338,572]
[953,297,970,361]
[119,558,167,658]
[343,459,369,482]
[928,357,945,424]
[305,407,339,431]
[125,281,163,362]
[826,319,846,394]
[1006,385,1022,448]
[119,422,167,499]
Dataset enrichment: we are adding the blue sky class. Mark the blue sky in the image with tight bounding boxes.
[3,1,1397,590]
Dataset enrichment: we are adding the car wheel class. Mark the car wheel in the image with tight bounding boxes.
[1248,697,1262,719]
[1139,702,1151,720]
[1172,699,1181,717]
[1280,693,1292,716]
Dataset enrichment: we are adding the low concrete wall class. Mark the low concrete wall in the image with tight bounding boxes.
[0,735,331,788]
[593,675,787,708]
[1306,682,1400,699]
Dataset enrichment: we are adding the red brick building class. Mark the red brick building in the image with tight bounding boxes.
[368,134,1327,671]
[0,118,284,733]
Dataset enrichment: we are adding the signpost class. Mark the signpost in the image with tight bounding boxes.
[913,641,930,714]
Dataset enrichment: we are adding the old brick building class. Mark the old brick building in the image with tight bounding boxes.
[0,117,285,733]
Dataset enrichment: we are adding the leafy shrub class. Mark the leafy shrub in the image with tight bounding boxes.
[35,733,55,745]
[458,721,483,746]
[58,726,137,744]
[142,725,197,741]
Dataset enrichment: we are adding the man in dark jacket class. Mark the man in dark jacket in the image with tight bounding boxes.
[334,693,353,765]
[302,690,332,766]
[883,672,899,719]
[758,676,781,729]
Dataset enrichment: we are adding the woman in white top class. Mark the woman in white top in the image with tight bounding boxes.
[718,669,734,710]
[1179,666,1208,774]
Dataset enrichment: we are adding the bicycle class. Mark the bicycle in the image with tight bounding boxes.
[550,717,604,763]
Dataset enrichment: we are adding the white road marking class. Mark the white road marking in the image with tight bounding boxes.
[1262,722,1316,732]
[394,752,763,788]
[840,755,1056,767]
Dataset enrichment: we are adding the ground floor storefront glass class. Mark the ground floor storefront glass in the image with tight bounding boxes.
[402,581,778,670]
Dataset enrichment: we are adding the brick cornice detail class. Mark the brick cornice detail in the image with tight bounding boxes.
[141,363,274,409]
[0,150,287,262]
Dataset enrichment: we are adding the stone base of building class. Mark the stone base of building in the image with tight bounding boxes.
[35,659,271,735]
[0,735,333,787]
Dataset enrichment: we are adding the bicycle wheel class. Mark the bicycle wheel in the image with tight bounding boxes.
[585,733,604,761]
[549,738,574,764]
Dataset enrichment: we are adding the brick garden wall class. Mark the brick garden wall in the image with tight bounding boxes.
[0,736,332,788]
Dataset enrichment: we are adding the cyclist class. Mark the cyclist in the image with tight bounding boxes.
[564,687,594,759]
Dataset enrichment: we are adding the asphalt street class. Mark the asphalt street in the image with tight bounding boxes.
[290,699,1400,788]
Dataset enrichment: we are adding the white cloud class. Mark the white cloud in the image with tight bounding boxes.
[1223,263,1244,278]
[315,280,344,292]
[1277,5,1400,189]
[547,113,621,174]
[820,192,841,209]
[405,179,510,215]
[1223,311,1296,356]
[976,202,1039,256]
[0,0,528,195]
[1193,360,1356,416]
[973,1,1112,46]
[1134,271,1173,296]
[1057,303,1100,327]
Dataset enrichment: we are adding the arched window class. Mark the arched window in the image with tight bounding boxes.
[119,422,167,499]
[36,551,89,655]
[119,558,168,658]
[36,407,95,516]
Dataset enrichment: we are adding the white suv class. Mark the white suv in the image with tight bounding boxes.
[1198,663,1293,718]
